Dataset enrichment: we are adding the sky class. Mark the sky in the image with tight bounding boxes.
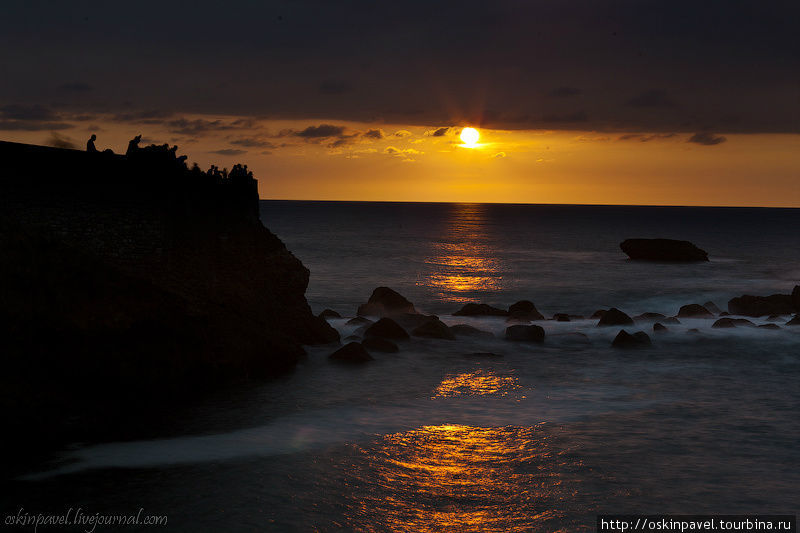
[1,0,798,206]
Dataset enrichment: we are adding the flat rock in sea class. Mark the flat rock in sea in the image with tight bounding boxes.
[412,318,456,340]
[677,304,714,318]
[620,238,709,262]
[612,330,652,348]
[727,293,796,317]
[454,303,509,317]
[597,308,634,327]
[319,309,342,319]
[712,318,756,328]
[504,324,545,342]
[364,317,410,340]
[703,301,722,315]
[634,312,667,321]
[329,342,373,363]
[357,287,417,317]
[786,315,800,326]
[508,300,544,320]
[362,337,399,353]
[449,324,495,338]
[653,322,668,332]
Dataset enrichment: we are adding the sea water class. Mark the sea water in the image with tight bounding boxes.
[8,201,800,531]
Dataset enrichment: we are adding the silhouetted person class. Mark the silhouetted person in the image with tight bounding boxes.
[126,134,142,156]
[87,134,98,153]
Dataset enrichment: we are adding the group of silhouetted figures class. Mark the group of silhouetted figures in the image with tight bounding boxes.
[86,133,253,182]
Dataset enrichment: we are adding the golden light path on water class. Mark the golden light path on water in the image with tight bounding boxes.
[419,203,504,301]
[432,368,523,398]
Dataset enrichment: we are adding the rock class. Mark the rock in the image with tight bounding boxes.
[344,335,361,342]
[464,352,503,358]
[364,317,410,340]
[504,324,545,342]
[449,324,495,338]
[712,318,756,328]
[346,316,373,326]
[703,301,722,315]
[319,309,341,319]
[727,294,795,317]
[758,324,781,330]
[357,287,417,317]
[454,303,508,316]
[767,314,783,322]
[612,330,652,348]
[687,328,701,335]
[590,309,607,319]
[620,238,709,262]
[677,304,714,318]
[394,313,439,330]
[793,286,800,312]
[719,311,730,316]
[634,312,666,321]
[329,342,373,363]
[412,318,456,340]
[553,313,571,322]
[508,300,544,320]
[362,337,399,353]
[597,308,634,327]
[505,317,531,325]
[653,322,668,332]
[662,317,681,325]
[786,315,800,326]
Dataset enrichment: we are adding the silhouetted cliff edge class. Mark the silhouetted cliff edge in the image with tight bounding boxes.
[0,140,338,452]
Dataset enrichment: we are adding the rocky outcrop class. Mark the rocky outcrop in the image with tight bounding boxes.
[597,308,634,327]
[329,342,373,363]
[703,301,722,315]
[508,300,544,320]
[319,309,342,319]
[727,294,796,317]
[362,337,399,353]
[712,318,756,328]
[653,323,668,332]
[505,324,545,342]
[454,303,508,316]
[677,304,714,318]
[620,238,709,261]
[634,312,666,321]
[412,318,456,340]
[612,330,652,348]
[357,287,417,317]
[364,317,410,339]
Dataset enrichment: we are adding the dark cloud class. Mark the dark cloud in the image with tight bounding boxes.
[542,111,588,123]
[327,138,351,148]
[319,81,353,95]
[547,87,582,98]
[618,133,677,142]
[209,148,248,156]
[57,82,92,93]
[294,124,346,138]
[426,127,450,137]
[230,138,277,148]
[626,90,675,108]
[167,118,241,135]
[687,132,727,146]
[113,110,174,124]
[0,121,73,131]
[362,128,385,139]
[1,104,59,121]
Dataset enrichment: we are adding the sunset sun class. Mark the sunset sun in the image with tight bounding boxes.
[460,127,480,148]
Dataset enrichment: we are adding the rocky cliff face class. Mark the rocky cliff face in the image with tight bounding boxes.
[0,140,337,450]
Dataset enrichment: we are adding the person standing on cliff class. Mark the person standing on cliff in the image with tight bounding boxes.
[87,134,98,153]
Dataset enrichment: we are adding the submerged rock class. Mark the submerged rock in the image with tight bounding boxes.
[728,294,795,317]
[612,330,652,348]
[329,342,373,363]
[597,308,634,327]
[357,287,417,317]
[508,300,544,320]
[653,322,668,332]
[449,324,495,338]
[319,309,341,319]
[620,238,709,262]
[677,304,714,318]
[712,318,756,328]
[362,337,399,353]
[505,324,545,342]
[412,318,456,340]
[703,301,722,315]
[364,317,410,340]
[454,303,508,317]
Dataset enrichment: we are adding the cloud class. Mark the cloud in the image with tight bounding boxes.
[393,130,412,137]
[295,124,346,138]
[1,104,59,121]
[617,132,677,142]
[542,110,588,123]
[230,137,277,148]
[384,146,422,156]
[112,110,174,123]
[208,148,248,156]
[57,82,92,93]
[0,121,73,131]
[45,132,77,149]
[362,128,385,139]
[319,80,353,95]
[626,90,675,108]
[166,118,245,135]
[327,138,351,148]
[687,132,727,146]
[424,127,450,137]
[493,152,507,158]
[547,87,582,98]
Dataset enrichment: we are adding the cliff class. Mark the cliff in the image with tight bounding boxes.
[0,140,338,451]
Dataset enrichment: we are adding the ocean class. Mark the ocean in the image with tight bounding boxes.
[9,201,800,531]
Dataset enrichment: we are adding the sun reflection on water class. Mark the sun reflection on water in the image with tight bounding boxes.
[433,369,521,398]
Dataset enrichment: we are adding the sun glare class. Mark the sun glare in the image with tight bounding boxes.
[460,127,480,148]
